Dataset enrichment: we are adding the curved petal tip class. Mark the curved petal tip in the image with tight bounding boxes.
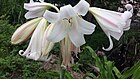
[102,35,113,51]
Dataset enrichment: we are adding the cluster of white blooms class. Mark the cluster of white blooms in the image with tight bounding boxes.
[11,0,134,68]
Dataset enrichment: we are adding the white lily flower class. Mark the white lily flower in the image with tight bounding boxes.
[19,18,54,61]
[24,0,59,19]
[89,4,133,51]
[43,0,96,47]
[43,0,95,67]
[11,18,42,44]
[89,7,126,51]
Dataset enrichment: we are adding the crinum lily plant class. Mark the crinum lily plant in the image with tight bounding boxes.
[11,0,133,68]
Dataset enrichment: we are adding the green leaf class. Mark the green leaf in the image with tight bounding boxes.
[122,61,140,79]
[46,71,60,77]
[132,66,140,79]
[83,73,97,79]
[65,70,74,79]
[113,67,122,78]
[85,46,107,79]
[85,46,104,70]
[105,61,115,79]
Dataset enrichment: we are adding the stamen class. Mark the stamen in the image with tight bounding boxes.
[63,18,73,27]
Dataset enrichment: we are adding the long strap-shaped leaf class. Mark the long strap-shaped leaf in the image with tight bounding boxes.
[85,46,108,79]
[121,61,140,79]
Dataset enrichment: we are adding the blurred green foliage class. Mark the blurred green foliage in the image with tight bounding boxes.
[70,46,140,79]
[0,0,27,24]
[93,0,121,10]
[81,46,140,79]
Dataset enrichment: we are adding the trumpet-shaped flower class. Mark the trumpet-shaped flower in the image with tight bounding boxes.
[11,18,42,44]
[11,0,58,63]
[43,0,95,67]
[89,7,130,51]
[17,18,54,61]
[89,4,133,51]
[43,0,96,47]
[24,0,59,19]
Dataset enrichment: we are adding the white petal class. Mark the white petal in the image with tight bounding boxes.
[25,10,45,19]
[19,46,31,57]
[125,4,133,12]
[26,52,41,60]
[109,30,123,40]
[43,10,60,23]
[24,2,59,19]
[121,11,132,30]
[45,22,66,42]
[42,42,54,57]
[24,3,59,12]
[68,26,85,47]
[99,23,123,40]
[30,19,47,52]
[42,25,55,56]
[75,16,96,34]
[90,7,122,16]
[19,18,47,60]
[102,34,113,51]
[89,7,125,33]
[102,28,123,51]
[104,8,122,15]
[60,5,76,19]
[121,11,132,22]
[96,23,123,51]
[73,0,90,16]
[24,3,47,11]
[24,4,46,11]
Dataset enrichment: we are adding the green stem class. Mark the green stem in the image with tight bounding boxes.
[60,40,66,79]
[60,68,66,79]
